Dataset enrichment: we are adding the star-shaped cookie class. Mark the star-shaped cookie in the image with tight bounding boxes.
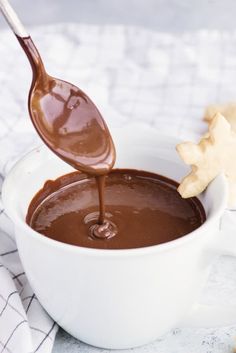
[204,102,236,132]
[177,113,236,206]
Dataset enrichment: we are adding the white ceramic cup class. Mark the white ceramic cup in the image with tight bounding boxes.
[2,124,236,349]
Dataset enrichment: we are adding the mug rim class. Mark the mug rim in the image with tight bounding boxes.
[2,139,228,258]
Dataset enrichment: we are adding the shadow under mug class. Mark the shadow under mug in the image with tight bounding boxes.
[2,124,236,349]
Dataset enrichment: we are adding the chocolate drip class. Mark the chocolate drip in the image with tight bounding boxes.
[18,36,115,235]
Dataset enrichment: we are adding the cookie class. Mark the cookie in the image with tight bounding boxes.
[204,103,236,131]
[177,113,236,206]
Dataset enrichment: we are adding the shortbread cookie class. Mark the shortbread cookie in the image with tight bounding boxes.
[177,113,236,207]
[204,103,236,131]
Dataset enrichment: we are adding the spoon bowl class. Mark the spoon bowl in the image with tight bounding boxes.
[30,73,115,174]
[21,34,116,176]
[0,1,115,175]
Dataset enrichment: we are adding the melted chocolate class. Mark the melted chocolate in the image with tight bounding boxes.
[17,36,116,176]
[19,36,206,247]
[26,169,206,250]
[17,35,116,239]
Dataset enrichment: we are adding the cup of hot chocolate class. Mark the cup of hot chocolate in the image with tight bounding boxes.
[2,124,236,349]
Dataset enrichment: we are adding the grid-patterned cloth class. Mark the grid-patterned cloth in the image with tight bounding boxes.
[1,24,236,353]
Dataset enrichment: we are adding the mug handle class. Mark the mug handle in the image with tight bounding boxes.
[180,221,236,328]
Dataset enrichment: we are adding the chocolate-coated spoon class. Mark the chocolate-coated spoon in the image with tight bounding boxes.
[0,0,116,176]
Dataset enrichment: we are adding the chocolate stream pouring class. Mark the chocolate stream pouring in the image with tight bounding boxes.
[0,0,116,237]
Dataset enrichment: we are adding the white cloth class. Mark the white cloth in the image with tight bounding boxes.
[1,23,236,353]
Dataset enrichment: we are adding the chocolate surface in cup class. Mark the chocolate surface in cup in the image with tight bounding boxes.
[26,169,206,250]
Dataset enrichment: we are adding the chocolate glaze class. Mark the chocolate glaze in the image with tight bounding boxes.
[26,169,206,250]
[17,35,116,238]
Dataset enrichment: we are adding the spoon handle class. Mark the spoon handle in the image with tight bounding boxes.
[0,0,28,37]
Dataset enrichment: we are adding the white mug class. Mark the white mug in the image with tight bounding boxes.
[2,124,236,349]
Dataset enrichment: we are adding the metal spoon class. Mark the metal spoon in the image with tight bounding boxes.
[0,0,116,176]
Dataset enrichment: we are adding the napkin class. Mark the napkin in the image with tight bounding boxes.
[1,23,236,353]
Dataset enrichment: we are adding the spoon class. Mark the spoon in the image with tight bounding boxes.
[0,0,116,176]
